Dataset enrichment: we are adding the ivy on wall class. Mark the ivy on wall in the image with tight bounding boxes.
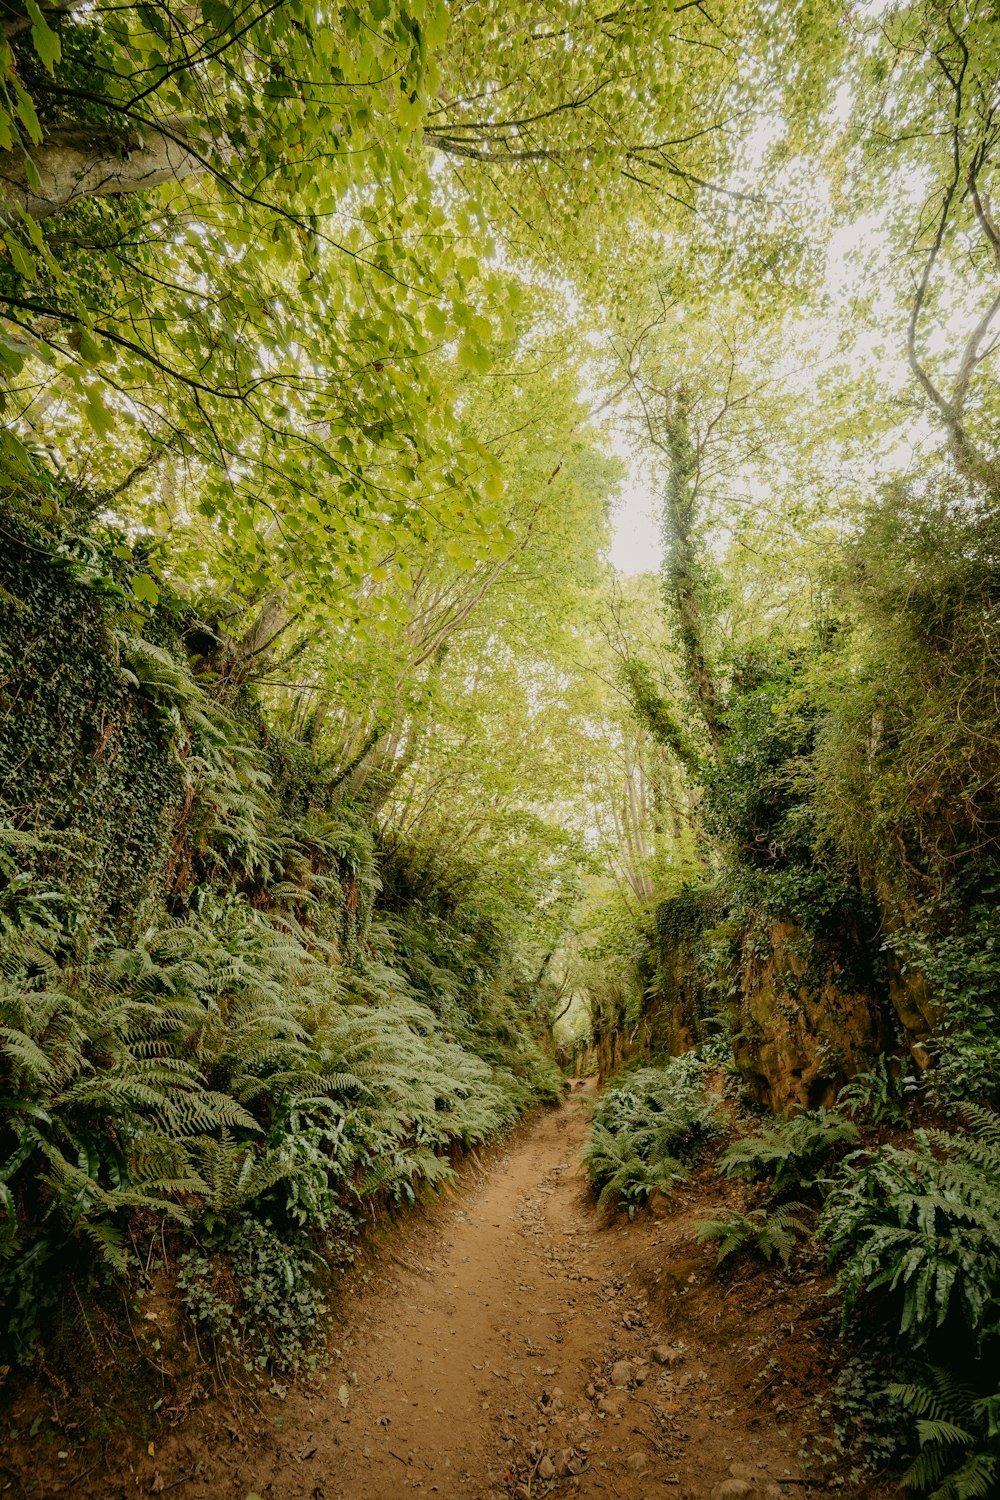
[0,496,184,927]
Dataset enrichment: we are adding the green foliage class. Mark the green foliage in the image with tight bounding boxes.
[888,1368,1000,1500]
[655,885,721,951]
[583,1057,723,1215]
[703,654,817,867]
[649,881,738,1052]
[687,651,882,1049]
[822,1352,923,1484]
[717,1108,860,1198]
[886,871,1000,1110]
[696,1202,810,1268]
[0,0,837,629]
[177,1217,329,1377]
[584,1123,689,1217]
[3,0,1000,1450]
[811,492,1000,885]
[619,657,703,772]
[0,499,188,925]
[0,521,563,1368]
[0,856,554,1363]
[838,1056,911,1127]
[701,654,868,947]
[0,0,510,604]
[820,1110,1000,1348]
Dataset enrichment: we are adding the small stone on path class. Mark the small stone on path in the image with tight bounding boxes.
[597,1393,626,1417]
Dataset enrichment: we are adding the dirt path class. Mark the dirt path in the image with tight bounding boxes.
[140,1090,850,1500]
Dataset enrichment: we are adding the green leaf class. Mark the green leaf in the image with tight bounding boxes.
[131,574,160,606]
[0,331,25,375]
[5,238,36,280]
[77,328,105,365]
[16,210,45,251]
[83,389,115,436]
[26,0,61,71]
[12,80,42,143]
[458,339,491,375]
[424,1,448,49]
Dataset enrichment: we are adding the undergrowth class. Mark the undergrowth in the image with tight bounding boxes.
[583,1056,723,1215]
[0,866,559,1373]
[595,490,1000,1494]
[696,1201,810,1267]
[0,510,562,1377]
[717,1107,859,1199]
[691,1109,856,1278]
[702,1098,1000,1495]
[887,1369,1000,1500]
[820,1108,1000,1348]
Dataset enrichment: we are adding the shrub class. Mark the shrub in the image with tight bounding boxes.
[888,1368,1000,1500]
[0,858,559,1363]
[838,1056,910,1127]
[584,1123,689,1216]
[819,1109,1000,1347]
[886,877,1000,1111]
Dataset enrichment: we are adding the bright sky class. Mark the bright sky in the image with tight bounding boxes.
[609,469,661,575]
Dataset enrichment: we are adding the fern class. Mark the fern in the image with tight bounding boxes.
[583,1122,689,1216]
[718,1108,859,1197]
[955,1103,1000,1147]
[583,1057,722,1215]
[0,788,560,1364]
[838,1056,910,1126]
[888,1369,1000,1499]
[696,1203,810,1268]
[820,1110,1000,1344]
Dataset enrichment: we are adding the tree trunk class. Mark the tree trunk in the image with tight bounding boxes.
[0,121,207,222]
[191,589,293,700]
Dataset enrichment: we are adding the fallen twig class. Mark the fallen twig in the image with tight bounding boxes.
[51,1461,99,1494]
[160,1473,198,1494]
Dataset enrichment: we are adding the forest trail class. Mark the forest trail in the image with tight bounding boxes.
[132,1090,848,1500]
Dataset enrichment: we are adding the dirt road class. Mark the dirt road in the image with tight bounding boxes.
[146,1090,836,1500]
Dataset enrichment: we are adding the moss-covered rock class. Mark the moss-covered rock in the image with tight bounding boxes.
[734,919,888,1113]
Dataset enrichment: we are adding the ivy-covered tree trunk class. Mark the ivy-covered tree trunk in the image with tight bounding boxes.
[661,394,724,750]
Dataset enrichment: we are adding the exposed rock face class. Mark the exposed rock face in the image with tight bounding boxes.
[733,919,888,1113]
[603,879,937,1110]
[593,1001,634,1079]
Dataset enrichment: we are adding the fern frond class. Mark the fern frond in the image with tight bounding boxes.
[697,1203,810,1268]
